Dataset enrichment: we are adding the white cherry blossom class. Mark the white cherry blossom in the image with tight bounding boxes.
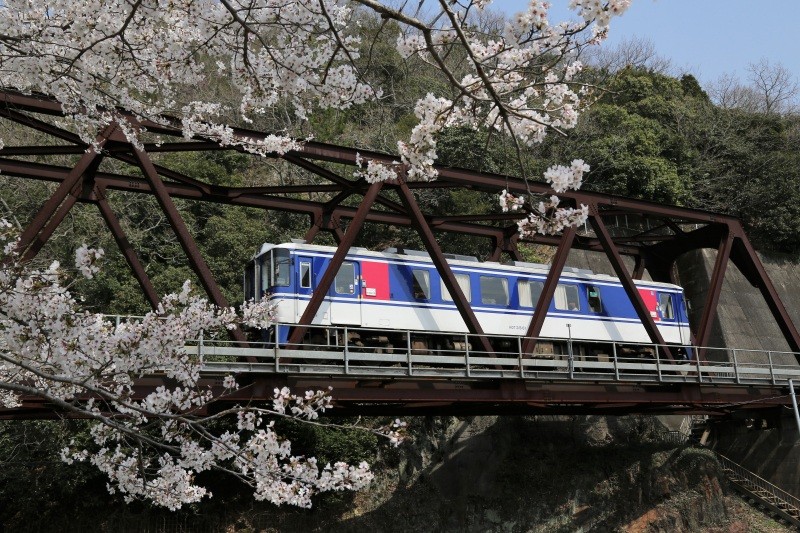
[501,160,591,237]
[0,221,403,509]
[0,0,630,237]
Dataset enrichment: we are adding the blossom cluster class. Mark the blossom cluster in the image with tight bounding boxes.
[354,153,401,184]
[393,0,628,184]
[0,221,399,510]
[543,159,590,193]
[569,0,632,31]
[501,160,591,237]
[75,244,105,279]
[517,198,589,236]
[0,0,374,153]
[499,190,525,212]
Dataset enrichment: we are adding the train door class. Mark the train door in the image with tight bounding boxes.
[295,256,313,322]
[329,260,362,325]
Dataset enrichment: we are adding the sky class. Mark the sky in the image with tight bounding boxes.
[491,0,800,86]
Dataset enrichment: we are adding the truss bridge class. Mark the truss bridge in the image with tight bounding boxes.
[1,90,799,419]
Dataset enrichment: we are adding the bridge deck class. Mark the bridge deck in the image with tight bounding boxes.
[5,323,799,418]
[174,327,800,416]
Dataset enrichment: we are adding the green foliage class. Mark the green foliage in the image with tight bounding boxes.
[539,68,707,206]
[275,418,379,467]
[680,74,709,100]
[533,66,800,253]
[0,421,115,529]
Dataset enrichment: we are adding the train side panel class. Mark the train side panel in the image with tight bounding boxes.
[247,244,693,353]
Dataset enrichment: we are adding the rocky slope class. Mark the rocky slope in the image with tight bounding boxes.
[224,416,790,533]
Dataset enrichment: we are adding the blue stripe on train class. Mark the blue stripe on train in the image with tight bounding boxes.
[269,294,690,328]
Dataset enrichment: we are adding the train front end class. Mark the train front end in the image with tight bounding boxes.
[244,243,295,344]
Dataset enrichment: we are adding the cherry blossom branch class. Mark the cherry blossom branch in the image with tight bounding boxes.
[0,220,401,509]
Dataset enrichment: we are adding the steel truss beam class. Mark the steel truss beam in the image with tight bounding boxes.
[93,185,160,308]
[696,228,733,354]
[522,226,576,355]
[288,182,384,346]
[1,89,799,362]
[396,179,494,354]
[590,206,675,360]
[2,375,793,418]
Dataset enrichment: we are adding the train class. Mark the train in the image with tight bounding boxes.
[244,241,693,359]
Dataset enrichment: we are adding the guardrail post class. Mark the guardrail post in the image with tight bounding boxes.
[344,326,349,374]
[768,351,776,384]
[518,336,524,378]
[613,342,620,381]
[407,331,413,376]
[655,343,662,382]
[696,347,702,383]
[275,340,280,373]
[465,334,471,378]
[199,330,204,367]
[790,380,800,435]
[567,325,574,380]
[732,349,740,384]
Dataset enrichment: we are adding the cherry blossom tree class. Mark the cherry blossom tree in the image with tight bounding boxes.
[0,0,631,509]
[0,0,630,236]
[0,221,405,509]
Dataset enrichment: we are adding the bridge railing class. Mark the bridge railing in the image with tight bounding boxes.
[176,323,800,385]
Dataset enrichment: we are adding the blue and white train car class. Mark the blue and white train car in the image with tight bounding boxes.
[244,242,693,357]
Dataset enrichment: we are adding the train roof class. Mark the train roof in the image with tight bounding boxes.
[255,241,684,291]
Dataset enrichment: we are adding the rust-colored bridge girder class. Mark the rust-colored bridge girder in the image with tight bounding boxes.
[521,226,576,355]
[1,89,799,361]
[396,179,494,354]
[288,181,384,346]
[92,184,161,308]
[2,374,794,418]
[589,205,675,360]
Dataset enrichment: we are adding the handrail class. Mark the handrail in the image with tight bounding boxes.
[716,453,800,525]
[177,322,800,387]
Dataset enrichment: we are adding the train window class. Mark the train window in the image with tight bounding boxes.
[441,273,471,303]
[411,269,431,300]
[273,249,291,287]
[587,285,602,313]
[480,276,509,306]
[334,262,355,294]
[555,284,580,311]
[659,293,675,319]
[518,279,544,308]
[299,262,311,289]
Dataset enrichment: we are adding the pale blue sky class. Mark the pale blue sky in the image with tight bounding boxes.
[492,0,800,86]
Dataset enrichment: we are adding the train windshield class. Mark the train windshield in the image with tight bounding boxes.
[259,249,291,294]
[272,249,291,287]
